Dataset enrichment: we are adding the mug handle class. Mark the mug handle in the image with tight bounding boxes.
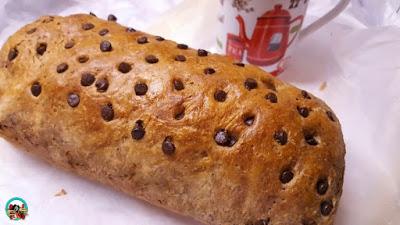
[298,0,351,40]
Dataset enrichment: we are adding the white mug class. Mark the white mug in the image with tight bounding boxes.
[216,0,350,75]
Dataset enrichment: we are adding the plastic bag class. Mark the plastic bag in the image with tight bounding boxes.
[350,0,400,26]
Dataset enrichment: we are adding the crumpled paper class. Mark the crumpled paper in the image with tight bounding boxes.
[0,0,399,224]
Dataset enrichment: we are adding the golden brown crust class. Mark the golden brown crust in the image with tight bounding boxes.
[0,14,345,225]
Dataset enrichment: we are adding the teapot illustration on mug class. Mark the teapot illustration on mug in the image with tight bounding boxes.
[226,4,303,66]
[220,0,350,75]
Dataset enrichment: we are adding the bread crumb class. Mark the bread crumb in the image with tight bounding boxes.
[54,189,67,197]
[319,82,327,91]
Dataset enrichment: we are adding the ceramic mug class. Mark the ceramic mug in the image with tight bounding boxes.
[216,0,351,75]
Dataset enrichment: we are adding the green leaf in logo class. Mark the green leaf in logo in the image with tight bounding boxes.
[290,24,301,33]
[216,37,223,49]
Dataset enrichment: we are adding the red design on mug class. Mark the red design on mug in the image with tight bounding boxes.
[226,4,303,66]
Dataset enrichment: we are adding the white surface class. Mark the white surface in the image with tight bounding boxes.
[0,0,400,224]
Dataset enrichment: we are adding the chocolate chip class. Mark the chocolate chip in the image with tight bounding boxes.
[204,67,215,75]
[81,73,95,86]
[145,55,159,64]
[162,136,175,155]
[316,178,329,195]
[64,40,75,49]
[77,55,89,63]
[320,200,333,216]
[27,28,37,34]
[305,133,318,146]
[302,218,317,225]
[36,43,47,55]
[174,109,185,120]
[99,29,109,36]
[244,78,258,90]
[42,16,54,23]
[118,62,132,73]
[244,115,255,126]
[95,78,109,92]
[297,107,309,118]
[255,219,270,225]
[177,43,188,49]
[233,62,245,67]
[280,169,294,184]
[265,92,278,103]
[82,23,95,30]
[56,63,68,73]
[228,136,237,147]
[262,78,276,91]
[67,93,80,107]
[137,36,148,44]
[175,55,186,62]
[173,79,184,91]
[100,40,112,52]
[132,120,145,140]
[326,111,336,122]
[107,14,117,21]
[214,129,229,146]
[301,90,311,99]
[126,27,136,32]
[134,83,148,96]
[89,12,97,17]
[8,48,18,61]
[274,130,288,145]
[214,90,227,102]
[197,49,208,57]
[155,36,165,41]
[101,103,114,121]
[31,82,41,97]
[214,129,236,147]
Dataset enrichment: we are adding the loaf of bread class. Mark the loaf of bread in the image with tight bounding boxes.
[0,14,345,225]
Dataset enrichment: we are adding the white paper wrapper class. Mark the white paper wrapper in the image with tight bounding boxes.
[0,0,399,224]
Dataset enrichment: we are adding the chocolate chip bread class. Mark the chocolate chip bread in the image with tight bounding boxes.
[0,14,345,225]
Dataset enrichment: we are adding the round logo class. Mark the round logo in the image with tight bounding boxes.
[5,197,28,220]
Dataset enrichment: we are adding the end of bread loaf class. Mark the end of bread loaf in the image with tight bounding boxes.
[0,14,345,225]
